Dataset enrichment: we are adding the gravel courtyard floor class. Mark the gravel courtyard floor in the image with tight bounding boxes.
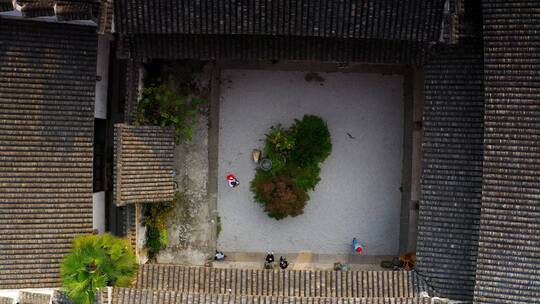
[217,69,404,255]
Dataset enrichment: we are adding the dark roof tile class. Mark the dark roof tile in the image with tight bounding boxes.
[114,124,175,206]
[0,17,97,289]
[474,0,540,303]
[416,39,485,302]
[114,0,445,42]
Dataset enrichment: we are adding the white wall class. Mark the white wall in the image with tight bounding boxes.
[92,191,106,233]
[94,34,110,119]
[217,69,404,255]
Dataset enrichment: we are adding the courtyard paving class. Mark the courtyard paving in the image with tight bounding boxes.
[217,69,404,255]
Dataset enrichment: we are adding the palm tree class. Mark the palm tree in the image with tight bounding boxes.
[61,233,137,304]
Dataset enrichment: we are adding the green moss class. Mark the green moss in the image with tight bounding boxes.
[144,193,180,260]
[216,215,222,239]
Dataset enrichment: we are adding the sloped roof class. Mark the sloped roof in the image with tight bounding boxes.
[0,297,11,304]
[417,38,485,301]
[102,288,433,304]
[134,265,429,298]
[474,0,540,302]
[0,0,11,12]
[114,0,446,64]
[114,124,175,206]
[0,17,97,289]
[120,34,428,65]
[1,0,99,21]
[115,0,444,41]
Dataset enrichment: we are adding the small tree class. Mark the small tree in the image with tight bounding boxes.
[253,175,309,220]
[61,234,137,304]
[251,115,331,220]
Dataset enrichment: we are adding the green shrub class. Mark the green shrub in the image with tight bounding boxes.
[144,196,176,260]
[61,234,137,304]
[287,162,321,191]
[251,115,331,219]
[265,125,295,156]
[252,175,309,220]
[291,115,332,166]
[135,79,204,142]
[264,125,295,175]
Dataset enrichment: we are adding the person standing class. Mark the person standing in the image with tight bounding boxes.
[265,252,275,263]
[352,238,364,254]
[279,256,289,270]
[264,252,275,269]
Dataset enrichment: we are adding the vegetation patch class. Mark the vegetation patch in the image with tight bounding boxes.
[143,192,180,260]
[216,214,222,239]
[251,115,332,220]
[135,61,207,142]
[61,234,137,304]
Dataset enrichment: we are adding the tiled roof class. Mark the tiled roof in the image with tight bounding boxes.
[114,0,445,41]
[103,288,433,304]
[440,0,463,44]
[0,297,11,304]
[114,124,175,206]
[474,0,540,303]
[18,291,51,304]
[55,0,94,21]
[0,17,97,289]
[114,0,445,63]
[416,39,485,301]
[135,265,428,298]
[123,60,142,124]
[119,34,428,65]
[97,0,112,33]
[5,0,99,20]
[0,0,11,12]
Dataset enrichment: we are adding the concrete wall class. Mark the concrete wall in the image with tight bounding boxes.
[92,191,106,233]
[95,34,110,119]
[217,69,404,255]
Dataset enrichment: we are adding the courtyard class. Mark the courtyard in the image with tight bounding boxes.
[217,69,405,256]
[150,63,416,266]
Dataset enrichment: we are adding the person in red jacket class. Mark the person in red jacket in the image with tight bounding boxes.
[227,174,240,188]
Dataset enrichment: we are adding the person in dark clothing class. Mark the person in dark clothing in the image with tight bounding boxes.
[279,256,289,270]
[264,252,275,269]
[265,252,275,263]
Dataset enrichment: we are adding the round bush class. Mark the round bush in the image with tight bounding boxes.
[251,115,331,220]
[291,115,332,166]
[61,234,137,304]
[253,175,309,220]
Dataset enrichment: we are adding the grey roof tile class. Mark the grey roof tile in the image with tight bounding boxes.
[0,17,97,289]
[113,0,446,63]
[114,0,444,42]
[474,0,540,303]
[133,265,429,299]
[118,34,429,65]
[102,288,433,304]
[114,124,175,206]
[416,39,485,302]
